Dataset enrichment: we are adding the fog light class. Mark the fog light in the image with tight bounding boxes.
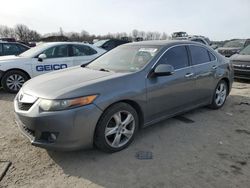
[48,133,57,142]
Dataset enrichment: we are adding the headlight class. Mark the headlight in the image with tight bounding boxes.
[39,95,98,111]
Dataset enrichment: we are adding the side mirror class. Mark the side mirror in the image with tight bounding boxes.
[151,64,174,77]
[38,54,47,62]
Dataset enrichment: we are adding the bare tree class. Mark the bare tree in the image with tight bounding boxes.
[132,29,139,38]
[14,24,31,41]
[0,25,15,38]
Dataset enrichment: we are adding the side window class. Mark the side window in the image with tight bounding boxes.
[43,45,69,58]
[208,51,216,61]
[189,45,210,65]
[3,44,20,55]
[18,44,28,52]
[158,46,189,69]
[103,41,115,50]
[72,45,97,56]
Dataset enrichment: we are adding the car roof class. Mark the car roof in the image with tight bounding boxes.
[123,40,204,47]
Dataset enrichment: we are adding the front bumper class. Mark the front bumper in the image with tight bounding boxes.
[14,97,103,151]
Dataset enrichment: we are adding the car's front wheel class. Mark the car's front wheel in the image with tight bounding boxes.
[94,103,139,153]
[1,70,29,93]
[209,80,228,109]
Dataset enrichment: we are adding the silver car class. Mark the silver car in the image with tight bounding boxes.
[14,40,233,152]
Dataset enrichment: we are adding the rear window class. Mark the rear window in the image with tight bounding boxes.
[189,45,210,65]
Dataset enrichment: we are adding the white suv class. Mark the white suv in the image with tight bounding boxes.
[0,42,106,93]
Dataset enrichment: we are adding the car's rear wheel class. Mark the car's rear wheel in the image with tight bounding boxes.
[1,70,29,93]
[209,80,228,109]
[94,102,139,153]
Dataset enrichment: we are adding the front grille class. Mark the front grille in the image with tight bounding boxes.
[233,63,250,70]
[17,102,34,111]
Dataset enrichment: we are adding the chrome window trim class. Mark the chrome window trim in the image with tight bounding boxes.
[150,43,218,72]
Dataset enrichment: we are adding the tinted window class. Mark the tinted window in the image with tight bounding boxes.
[189,46,210,65]
[18,44,29,52]
[43,45,69,58]
[72,45,97,56]
[103,41,116,50]
[3,43,20,55]
[158,46,189,69]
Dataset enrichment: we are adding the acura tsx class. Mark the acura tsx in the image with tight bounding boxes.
[14,40,233,152]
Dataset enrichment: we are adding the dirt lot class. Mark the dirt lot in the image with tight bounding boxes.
[0,81,250,188]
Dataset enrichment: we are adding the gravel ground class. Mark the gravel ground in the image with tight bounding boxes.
[0,81,250,188]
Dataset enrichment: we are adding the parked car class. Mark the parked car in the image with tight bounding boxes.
[0,41,30,56]
[14,40,233,152]
[188,36,210,45]
[171,31,188,39]
[217,39,246,57]
[230,44,250,80]
[94,39,130,51]
[0,42,106,93]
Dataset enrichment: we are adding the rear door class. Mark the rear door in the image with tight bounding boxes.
[32,44,73,76]
[145,45,196,122]
[188,45,218,104]
[70,44,99,66]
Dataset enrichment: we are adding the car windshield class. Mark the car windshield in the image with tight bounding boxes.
[87,45,160,72]
[18,43,51,58]
[223,40,245,48]
[240,45,250,55]
[93,39,109,47]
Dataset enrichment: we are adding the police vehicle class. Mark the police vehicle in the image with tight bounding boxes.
[0,42,106,93]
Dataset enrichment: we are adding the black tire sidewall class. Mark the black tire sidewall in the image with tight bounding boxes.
[94,102,139,153]
[1,70,28,93]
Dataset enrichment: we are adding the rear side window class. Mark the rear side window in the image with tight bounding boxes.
[189,45,210,65]
[158,46,189,69]
[3,43,21,55]
[72,45,97,56]
[18,44,29,52]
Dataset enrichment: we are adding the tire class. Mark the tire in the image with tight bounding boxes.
[1,70,29,93]
[94,102,139,153]
[209,80,228,109]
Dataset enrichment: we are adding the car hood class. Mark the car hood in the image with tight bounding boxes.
[0,55,29,64]
[230,54,250,62]
[22,66,128,99]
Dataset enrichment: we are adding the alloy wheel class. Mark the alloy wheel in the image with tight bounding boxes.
[6,74,25,91]
[215,82,227,106]
[105,111,135,148]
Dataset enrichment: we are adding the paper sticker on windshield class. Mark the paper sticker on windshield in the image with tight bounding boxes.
[139,48,158,55]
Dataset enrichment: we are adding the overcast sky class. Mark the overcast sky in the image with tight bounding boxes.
[0,0,249,40]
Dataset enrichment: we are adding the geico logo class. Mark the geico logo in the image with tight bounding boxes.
[36,64,68,71]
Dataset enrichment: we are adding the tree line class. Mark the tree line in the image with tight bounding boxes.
[0,24,170,43]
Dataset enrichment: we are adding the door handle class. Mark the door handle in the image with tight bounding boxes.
[212,65,218,69]
[185,73,194,78]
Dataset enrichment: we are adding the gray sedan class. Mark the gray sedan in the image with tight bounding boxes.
[14,40,233,152]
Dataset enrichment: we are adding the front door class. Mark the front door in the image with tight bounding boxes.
[145,45,196,123]
[32,44,73,76]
